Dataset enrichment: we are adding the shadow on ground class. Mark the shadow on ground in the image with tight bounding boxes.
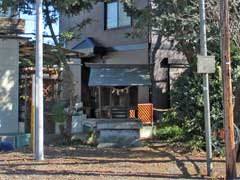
[0,142,234,179]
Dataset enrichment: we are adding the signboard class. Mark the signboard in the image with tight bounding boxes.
[197,55,216,74]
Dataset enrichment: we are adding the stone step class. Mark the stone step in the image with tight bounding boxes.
[98,129,141,148]
[97,120,142,130]
[97,140,141,148]
[97,118,139,122]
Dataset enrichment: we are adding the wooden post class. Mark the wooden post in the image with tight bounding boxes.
[127,87,130,116]
[98,87,102,118]
[220,0,237,178]
[31,75,35,152]
[109,87,112,119]
[24,74,28,127]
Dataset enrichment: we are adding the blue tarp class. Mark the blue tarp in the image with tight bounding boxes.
[0,141,14,151]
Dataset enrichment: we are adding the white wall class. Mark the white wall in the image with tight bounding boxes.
[0,39,19,134]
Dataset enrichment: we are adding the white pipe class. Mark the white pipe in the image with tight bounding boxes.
[35,0,44,160]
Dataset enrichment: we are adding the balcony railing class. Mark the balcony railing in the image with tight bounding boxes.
[0,18,25,34]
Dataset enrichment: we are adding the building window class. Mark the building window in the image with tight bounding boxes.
[105,1,131,29]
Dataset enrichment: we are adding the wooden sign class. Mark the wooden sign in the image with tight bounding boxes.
[197,55,216,74]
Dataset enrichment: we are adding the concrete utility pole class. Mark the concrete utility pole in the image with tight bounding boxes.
[199,0,212,176]
[35,0,44,160]
[220,0,237,178]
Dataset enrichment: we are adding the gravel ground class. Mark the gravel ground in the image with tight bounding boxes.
[0,142,239,180]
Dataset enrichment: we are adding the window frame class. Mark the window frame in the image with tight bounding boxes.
[104,0,132,30]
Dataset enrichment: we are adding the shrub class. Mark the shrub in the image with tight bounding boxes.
[161,68,222,146]
[155,125,184,141]
[160,43,240,150]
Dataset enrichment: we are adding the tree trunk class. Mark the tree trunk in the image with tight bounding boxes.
[44,0,76,134]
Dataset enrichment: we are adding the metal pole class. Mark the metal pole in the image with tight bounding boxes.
[220,0,237,178]
[35,0,44,160]
[199,0,212,176]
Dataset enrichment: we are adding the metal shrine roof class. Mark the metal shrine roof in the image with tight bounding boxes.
[87,64,151,87]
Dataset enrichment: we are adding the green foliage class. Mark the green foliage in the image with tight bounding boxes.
[185,136,205,151]
[125,0,219,61]
[2,0,95,45]
[87,131,98,146]
[162,69,221,138]
[125,0,240,61]
[161,70,215,147]
[51,103,67,123]
[160,43,240,149]
[60,18,92,43]
[155,125,184,141]
[125,0,240,149]
[19,58,34,67]
[2,0,94,15]
[212,136,225,157]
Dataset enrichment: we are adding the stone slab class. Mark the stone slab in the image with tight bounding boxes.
[15,133,31,148]
[98,129,140,147]
[71,116,83,134]
[140,126,156,139]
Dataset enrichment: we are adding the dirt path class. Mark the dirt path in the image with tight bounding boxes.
[0,142,239,180]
